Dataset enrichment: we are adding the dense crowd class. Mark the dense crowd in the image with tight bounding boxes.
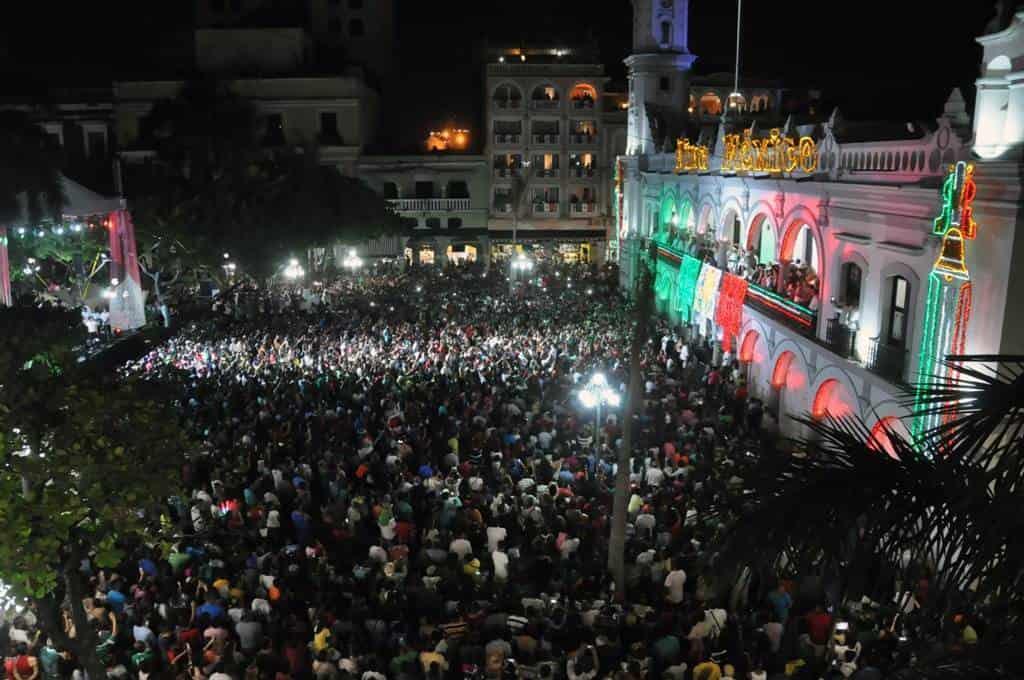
[0,264,972,680]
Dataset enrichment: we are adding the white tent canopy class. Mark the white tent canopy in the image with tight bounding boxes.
[15,174,121,225]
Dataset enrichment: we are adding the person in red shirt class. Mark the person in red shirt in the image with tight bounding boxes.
[805,604,834,646]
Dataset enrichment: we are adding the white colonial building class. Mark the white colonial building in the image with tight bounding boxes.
[617,0,1024,443]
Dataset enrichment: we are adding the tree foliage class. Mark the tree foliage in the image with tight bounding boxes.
[703,356,1024,677]
[0,304,187,675]
[128,78,408,286]
[0,110,65,227]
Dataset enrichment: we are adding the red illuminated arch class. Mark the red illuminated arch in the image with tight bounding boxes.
[868,416,902,460]
[740,330,759,363]
[811,379,854,420]
[771,351,794,389]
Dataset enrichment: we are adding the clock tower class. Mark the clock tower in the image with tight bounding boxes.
[625,0,696,155]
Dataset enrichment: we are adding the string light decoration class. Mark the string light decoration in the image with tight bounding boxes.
[744,283,815,329]
[675,138,710,173]
[715,272,749,352]
[616,158,627,240]
[722,128,818,174]
[912,161,978,443]
[674,254,703,322]
[692,263,722,322]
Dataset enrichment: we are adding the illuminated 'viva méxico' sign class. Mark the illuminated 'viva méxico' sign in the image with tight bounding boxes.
[723,128,818,174]
[675,138,709,173]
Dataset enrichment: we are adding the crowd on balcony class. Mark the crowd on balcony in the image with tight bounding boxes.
[725,245,820,311]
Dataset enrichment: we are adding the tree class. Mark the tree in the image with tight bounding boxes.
[128,79,408,291]
[0,110,64,228]
[703,355,1024,677]
[607,241,655,596]
[0,305,187,678]
[7,224,111,308]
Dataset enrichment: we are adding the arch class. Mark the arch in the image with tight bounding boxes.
[531,83,561,101]
[727,92,747,112]
[867,416,910,460]
[699,92,722,116]
[810,377,856,420]
[745,204,779,265]
[739,330,760,363]
[779,206,824,274]
[491,81,523,103]
[569,82,598,102]
[657,187,679,242]
[696,199,717,236]
[718,196,744,243]
[772,351,795,389]
[987,55,1012,74]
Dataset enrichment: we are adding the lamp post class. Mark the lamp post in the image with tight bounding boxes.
[343,248,364,275]
[578,372,621,453]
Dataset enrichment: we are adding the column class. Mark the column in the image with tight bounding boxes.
[974,77,1010,157]
[477,235,491,272]
[434,236,452,269]
[0,226,10,306]
[1002,72,1024,149]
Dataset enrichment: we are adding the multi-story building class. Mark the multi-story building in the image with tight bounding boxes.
[355,151,491,265]
[485,45,628,265]
[618,0,1024,443]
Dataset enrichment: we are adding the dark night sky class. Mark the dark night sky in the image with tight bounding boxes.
[1,1,999,148]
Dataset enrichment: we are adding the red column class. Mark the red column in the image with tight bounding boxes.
[106,210,145,329]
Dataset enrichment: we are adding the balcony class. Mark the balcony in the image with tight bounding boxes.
[531,99,561,111]
[493,99,523,111]
[532,134,560,145]
[569,133,597,145]
[493,167,522,178]
[824,318,857,360]
[743,282,818,337]
[494,133,522,145]
[532,202,560,215]
[534,167,560,179]
[570,201,597,216]
[571,99,596,110]
[570,166,596,179]
[388,198,471,212]
[865,338,908,384]
[493,202,513,214]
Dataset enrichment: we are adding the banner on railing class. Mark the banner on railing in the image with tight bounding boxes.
[655,259,675,301]
[674,254,703,322]
[692,263,722,322]
[715,273,749,352]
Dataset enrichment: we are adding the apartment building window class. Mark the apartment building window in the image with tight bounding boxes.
[448,218,462,229]
[319,112,341,144]
[263,113,285,146]
[349,19,365,36]
[659,76,670,92]
[349,0,363,7]
[841,262,862,307]
[87,131,107,160]
[446,181,469,199]
[381,182,398,199]
[661,21,672,45]
[426,218,441,229]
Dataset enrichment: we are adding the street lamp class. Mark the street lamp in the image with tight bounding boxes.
[343,248,364,273]
[578,372,621,452]
[284,258,305,280]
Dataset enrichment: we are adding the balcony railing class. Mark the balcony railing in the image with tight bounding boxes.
[570,202,597,215]
[494,133,522,145]
[388,198,471,212]
[865,338,908,384]
[571,99,596,110]
[531,99,560,110]
[532,202,559,214]
[824,318,857,360]
[493,167,522,178]
[744,282,818,337]
[532,134,560,145]
[493,99,522,110]
[493,203,513,214]
[570,133,597,145]
[570,166,596,178]
[534,167,560,178]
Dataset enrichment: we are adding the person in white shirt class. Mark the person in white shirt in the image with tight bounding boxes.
[665,566,687,604]
[449,536,473,560]
[492,548,509,582]
[486,526,507,554]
